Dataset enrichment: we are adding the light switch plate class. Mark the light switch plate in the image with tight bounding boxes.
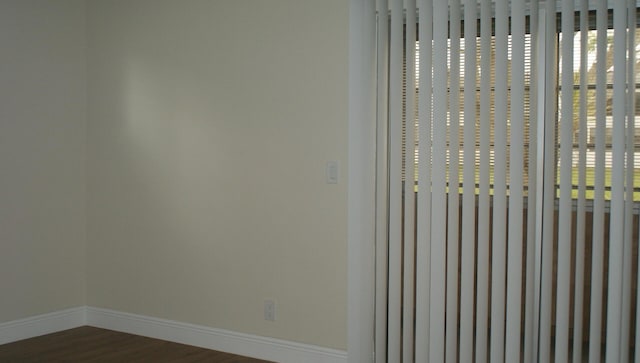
[326,161,340,184]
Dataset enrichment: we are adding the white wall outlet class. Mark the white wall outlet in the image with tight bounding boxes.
[264,299,276,321]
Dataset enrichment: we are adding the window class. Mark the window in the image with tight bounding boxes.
[378,2,640,361]
[406,9,640,200]
[557,22,640,200]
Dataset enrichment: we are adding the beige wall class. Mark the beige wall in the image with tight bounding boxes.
[0,0,87,322]
[86,0,348,350]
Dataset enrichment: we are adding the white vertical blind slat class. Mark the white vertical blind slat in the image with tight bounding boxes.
[460,0,478,361]
[446,1,461,362]
[524,3,539,363]
[388,1,403,360]
[538,2,558,360]
[490,0,508,360]
[402,1,416,362]
[505,0,525,360]
[588,2,608,361]
[476,1,492,361]
[605,1,628,361]
[429,0,448,361]
[375,1,389,361]
[572,2,589,362]
[533,6,546,363]
[622,3,636,360]
[555,0,574,361]
[415,0,433,361]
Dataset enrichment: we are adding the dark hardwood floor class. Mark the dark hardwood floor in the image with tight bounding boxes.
[0,326,273,362]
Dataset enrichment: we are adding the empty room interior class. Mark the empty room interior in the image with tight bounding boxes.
[5,0,640,362]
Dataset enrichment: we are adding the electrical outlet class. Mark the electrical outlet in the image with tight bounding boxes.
[264,299,276,321]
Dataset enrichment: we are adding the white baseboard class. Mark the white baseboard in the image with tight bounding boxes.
[86,307,347,363]
[0,307,86,345]
[0,306,347,363]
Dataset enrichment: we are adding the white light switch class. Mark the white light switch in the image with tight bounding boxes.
[326,161,340,184]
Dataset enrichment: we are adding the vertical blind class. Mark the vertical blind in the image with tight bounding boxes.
[374,0,640,362]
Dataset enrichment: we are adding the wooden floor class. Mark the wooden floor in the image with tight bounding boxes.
[0,326,273,362]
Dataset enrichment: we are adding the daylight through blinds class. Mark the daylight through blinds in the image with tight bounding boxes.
[374,1,640,362]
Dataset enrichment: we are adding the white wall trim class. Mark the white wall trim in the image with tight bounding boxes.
[1,307,346,363]
[348,0,377,361]
[0,307,86,345]
[86,307,347,363]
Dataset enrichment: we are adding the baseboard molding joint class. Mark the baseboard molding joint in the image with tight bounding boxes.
[0,307,86,345]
